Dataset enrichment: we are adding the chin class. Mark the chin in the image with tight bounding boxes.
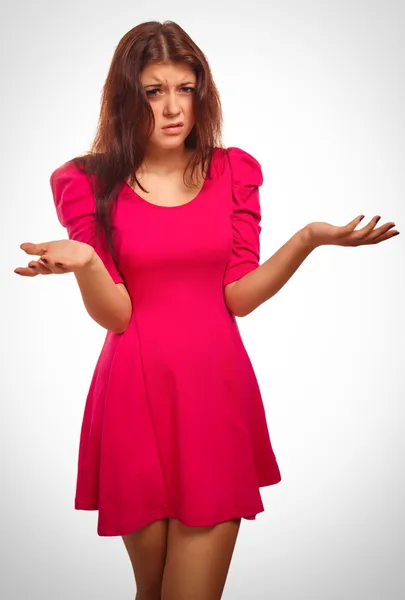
[152,136,188,150]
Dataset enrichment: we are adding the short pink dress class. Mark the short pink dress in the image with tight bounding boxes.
[50,146,282,537]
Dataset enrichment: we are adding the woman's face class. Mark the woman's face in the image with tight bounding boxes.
[141,61,196,151]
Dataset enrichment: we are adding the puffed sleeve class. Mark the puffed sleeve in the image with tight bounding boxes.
[50,161,124,284]
[223,147,264,286]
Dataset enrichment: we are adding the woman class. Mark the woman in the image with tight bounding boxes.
[14,20,399,600]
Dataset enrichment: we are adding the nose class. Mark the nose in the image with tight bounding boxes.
[163,89,182,117]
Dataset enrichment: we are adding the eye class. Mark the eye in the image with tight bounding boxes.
[145,88,161,97]
[145,86,195,97]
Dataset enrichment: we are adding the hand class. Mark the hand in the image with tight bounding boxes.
[14,239,96,277]
[305,215,400,249]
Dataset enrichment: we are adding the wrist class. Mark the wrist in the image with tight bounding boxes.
[74,245,100,275]
[87,247,100,269]
[299,225,319,251]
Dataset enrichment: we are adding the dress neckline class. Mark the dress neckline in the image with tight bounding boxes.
[123,176,209,210]
[122,149,216,210]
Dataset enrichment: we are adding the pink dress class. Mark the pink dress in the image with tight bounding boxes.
[50,146,282,537]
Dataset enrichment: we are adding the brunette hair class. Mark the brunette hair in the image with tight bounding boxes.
[70,20,224,262]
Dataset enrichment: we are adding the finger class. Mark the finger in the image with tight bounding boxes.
[14,259,52,276]
[38,257,70,274]
[363,221,396,242]
[20,242,48,256]
[363,229,400,245]
[28,260,53,275]
[14,266,39,277]
[354,215,382,238]
[14,257,57,277]
[345,215,366,231]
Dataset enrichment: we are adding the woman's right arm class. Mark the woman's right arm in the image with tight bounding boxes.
[48,160,132,333]
[17,238,132,334]
[72,251,132,333]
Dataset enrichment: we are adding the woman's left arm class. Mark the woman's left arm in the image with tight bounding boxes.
[224,214,399,317]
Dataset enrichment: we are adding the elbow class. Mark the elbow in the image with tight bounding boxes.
[113,290,133,333]
[224,269,265,317]
[227,301,248,318]
[110,323,128,334]
[224,280,250,317]
[109,317,130,334]
[114,311,132,334]
[231,306,251,318]
[106,307,132,334]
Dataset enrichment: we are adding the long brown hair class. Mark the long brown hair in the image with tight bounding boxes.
[70,20,224,261]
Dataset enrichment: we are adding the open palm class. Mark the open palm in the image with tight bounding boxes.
[307,215,399,248]
[14,239,95,277]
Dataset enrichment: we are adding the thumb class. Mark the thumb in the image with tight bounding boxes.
[20,242,48,256]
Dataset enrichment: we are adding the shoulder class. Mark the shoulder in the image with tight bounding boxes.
[49,159,95,226]
[50,159,94,207]
[226,146,263,187]
[50,158,90,190]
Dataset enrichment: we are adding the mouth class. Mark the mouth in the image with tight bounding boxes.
[162,122,184,130]
[162,122,184,135]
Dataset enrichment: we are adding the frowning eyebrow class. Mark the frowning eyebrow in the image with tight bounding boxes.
[143,81,196,89]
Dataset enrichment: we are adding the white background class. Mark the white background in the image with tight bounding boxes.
[2,0,404,598]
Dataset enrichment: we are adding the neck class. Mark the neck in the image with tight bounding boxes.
[143,144,192,175]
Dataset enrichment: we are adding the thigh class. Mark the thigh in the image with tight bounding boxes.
[161,518,242,600]
[122,518,169,598]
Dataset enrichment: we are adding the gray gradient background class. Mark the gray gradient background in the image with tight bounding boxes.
[2,0,404,598]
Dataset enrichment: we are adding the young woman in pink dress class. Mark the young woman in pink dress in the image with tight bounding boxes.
[14,20,399,600]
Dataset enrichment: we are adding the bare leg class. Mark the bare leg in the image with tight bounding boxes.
[161,518,242,600]
[122,518,169,600]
